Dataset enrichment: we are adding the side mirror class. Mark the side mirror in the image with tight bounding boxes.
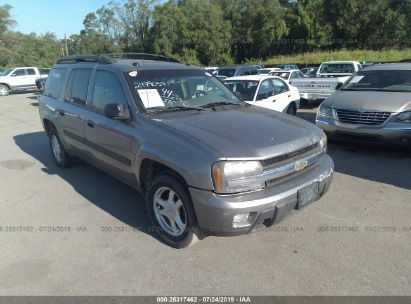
[104,103,131,120]
[10,73,17,77]
[335,82,343,90]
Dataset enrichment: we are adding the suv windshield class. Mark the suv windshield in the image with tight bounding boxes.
[217,69,236,77]
[342,70,411,92]
[126,69,241,111]
[320,63,354,74]
[0,68,12,76]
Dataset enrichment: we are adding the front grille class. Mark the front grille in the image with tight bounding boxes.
[336,109,391,125]
[261,143,318,169]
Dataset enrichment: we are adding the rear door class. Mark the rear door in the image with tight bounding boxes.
[271,78,292,112]
[248,79,278,110]
[25,68,38,86]
[85,69,134,180]
[57,68,91,155]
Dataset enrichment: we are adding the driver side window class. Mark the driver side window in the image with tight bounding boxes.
[256,80,274,100]
[12,69,26,77]
[91,70,127,115]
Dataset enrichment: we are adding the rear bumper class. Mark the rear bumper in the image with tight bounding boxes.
[316,116,411,146]
[300,92,332,100]
[189,155,334,236]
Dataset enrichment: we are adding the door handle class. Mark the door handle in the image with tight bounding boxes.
[87,120,95,128]
[272,99,276,102]
[288,95,291,97]
[58,110,65,116]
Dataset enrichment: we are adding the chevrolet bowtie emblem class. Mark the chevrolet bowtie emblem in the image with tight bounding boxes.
[295,160,308,171]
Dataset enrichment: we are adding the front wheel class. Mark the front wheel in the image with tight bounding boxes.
[286,102,297,116]
[0,85,10,96]
[146,173,201,248]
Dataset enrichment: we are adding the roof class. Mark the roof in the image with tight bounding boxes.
[362,63,411,71]
[321,61,361,64]
[54,54,198,72]
[218,65,258,69]
[222,75,283,81]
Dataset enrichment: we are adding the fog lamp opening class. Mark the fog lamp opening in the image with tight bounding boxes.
[233,212,256,228]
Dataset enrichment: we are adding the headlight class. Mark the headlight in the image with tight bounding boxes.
[212,161,264,194]
[319,132,327,150]
[317,104,335,118]
[393,111,411,123]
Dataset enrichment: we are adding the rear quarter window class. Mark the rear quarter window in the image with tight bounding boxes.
[44,68,67,99]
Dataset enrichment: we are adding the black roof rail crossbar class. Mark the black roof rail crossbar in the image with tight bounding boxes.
[103,53,180,63]
[57,55,115,64]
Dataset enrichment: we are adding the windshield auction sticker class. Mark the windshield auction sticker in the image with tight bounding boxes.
[137,89,165,108]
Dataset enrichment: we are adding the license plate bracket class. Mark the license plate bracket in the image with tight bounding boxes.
[297,182,320,209]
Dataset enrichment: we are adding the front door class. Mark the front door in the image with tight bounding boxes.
[85,69,134,180]
[9,68,27,88]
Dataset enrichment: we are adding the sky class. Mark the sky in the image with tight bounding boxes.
[4,0,110,39]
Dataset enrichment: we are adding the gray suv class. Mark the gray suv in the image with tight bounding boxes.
[39,54,334,248]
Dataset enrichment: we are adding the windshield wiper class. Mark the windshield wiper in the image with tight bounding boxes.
[199,101,241,109]
[146,105,204,113]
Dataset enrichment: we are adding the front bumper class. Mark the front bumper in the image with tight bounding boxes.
[316,116,411,146]
[189,155,334,236]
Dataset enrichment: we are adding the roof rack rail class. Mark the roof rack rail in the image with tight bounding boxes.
[57,55,115,64]
[103,53,180,63]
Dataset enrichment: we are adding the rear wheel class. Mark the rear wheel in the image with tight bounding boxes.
[48,127,74,168]
[146,173,201,248]
[286,102,297,116]
[0,85,10,96]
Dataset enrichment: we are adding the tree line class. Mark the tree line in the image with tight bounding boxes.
[1,0,410,68]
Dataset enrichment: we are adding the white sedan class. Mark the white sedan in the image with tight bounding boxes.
[223,75,300,115]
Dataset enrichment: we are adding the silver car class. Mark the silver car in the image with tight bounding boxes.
[316,63,411,146]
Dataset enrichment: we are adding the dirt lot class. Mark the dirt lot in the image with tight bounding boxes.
[0,92,410,295]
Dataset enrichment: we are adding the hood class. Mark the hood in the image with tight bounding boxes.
[329,90,411,113]
[155,106,322,159]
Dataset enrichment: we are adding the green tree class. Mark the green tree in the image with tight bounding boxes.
[151,0,232,65]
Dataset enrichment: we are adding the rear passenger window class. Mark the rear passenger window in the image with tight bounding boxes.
[249,69,258,75]
[91,70,126,115]
[44,68,67,99]
[64,69,91,106]
[26,69,36,75]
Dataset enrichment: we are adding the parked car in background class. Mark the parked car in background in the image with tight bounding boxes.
[39,54,334,248]
[204,66,218,75]
[258,67,281,75]
[301,67,316,76]
[216,65,259,80]
[269,69,305,83]
[316,61,361,78]
[0,67,49,96]
[223,75,300,115]
[291,61,361,105]
[316,63,411,146]
[36,77,48,91]
[275,64,299,70]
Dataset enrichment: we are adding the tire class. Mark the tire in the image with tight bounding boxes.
[146,173,201,248]
[286,102,297,116]
[48,127,74,168]
[0,85,10,96]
